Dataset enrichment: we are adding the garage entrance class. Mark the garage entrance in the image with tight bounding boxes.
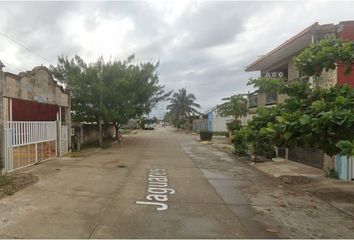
[0,65,71,173]
[4,121,57,172]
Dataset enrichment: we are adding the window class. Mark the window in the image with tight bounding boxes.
[266,92,278,105]
[248,94,257,108]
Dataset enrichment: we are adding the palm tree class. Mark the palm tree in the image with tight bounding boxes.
[166,88,200,128]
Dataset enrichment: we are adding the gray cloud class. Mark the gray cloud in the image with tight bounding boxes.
[1,1,354,118]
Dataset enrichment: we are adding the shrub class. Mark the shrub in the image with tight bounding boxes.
[232,128,249,155]
[226,120,242,132]
[325,168,339,179]
[200,131,213,141]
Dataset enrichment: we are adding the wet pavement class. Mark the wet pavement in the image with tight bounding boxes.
[182,135,354,238]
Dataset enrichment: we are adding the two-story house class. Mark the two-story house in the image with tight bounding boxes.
[244,21,354,170]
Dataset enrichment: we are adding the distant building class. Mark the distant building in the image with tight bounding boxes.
[206,106,233,132]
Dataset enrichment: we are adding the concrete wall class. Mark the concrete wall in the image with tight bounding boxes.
[0,63,4,169]
[4,67,69,107]
[75,124,115,146]
[239,114,254,126]
[317,69,337,89]
[192,119,208,132]
[288,62,299,81]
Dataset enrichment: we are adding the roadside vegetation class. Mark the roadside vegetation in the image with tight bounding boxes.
[50,55,171,147]
[227,39,354,160]
[165,88,201,129]
[0,174,38,198]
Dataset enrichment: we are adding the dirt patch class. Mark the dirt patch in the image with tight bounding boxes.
[307,188,354,203]
[0,173,38,198]
[278,175,317,185]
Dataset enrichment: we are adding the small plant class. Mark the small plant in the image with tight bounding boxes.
[232,128,248,155]
[101,142,111,149]
[336,140,354,157]
[325,168,339,179]
[200,131,213,141]
[0,175,10,188]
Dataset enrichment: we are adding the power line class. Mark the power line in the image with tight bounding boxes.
[0,31,50,62]
[0,59,23,72]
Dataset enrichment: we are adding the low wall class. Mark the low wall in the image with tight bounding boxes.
[193,119,208,132]
[72,124,115,146]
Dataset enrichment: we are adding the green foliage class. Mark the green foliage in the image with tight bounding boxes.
[166,88,200,128]
[217,94,247,120]
[212,131,229,137]
[226,120,242,132]
[232,107,278,158]
[336,140,354,156]
[238,38,354,158]
[0,175,10,188]
[247,77,285,93]
[200,131,213,141]
[294,39,354,77]
[232,127,249,155]
[252,78,354,157]
[50,55,170,144]
[325,168,339,179]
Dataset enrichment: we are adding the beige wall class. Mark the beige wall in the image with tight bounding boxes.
[4,67,69,107]
[316,69,337,89]
[288,62,299,81]
[211,110,233,132]
[256,92,266,107]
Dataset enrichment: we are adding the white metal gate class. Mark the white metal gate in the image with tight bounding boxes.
[4,121,57,172]
[60,125,68,156]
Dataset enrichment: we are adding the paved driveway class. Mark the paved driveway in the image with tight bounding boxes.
[0,127,249,238]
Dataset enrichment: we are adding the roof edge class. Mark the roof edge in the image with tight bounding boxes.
[245,22,319,72]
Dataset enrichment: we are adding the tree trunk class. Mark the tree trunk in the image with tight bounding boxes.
[114,123,119,141]
[98,116,102,147]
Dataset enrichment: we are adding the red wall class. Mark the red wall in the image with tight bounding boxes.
[12,98,59,121]
[337,21,354,87]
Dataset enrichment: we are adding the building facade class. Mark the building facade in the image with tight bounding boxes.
[0,63,71,173]
[245,21,354,172]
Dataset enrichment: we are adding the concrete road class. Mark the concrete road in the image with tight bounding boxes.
[0,127,251,238]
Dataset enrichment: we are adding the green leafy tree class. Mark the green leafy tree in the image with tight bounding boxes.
[294,39,354,76]
[234,38,354,158]
[217,94,248,121]
[50,55,170,146]
[166,88,200,128]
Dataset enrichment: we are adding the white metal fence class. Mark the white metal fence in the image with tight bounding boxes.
[4,121,57,172]
[6,121,57,146]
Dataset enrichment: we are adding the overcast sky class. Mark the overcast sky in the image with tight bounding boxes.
[1,0,354,118]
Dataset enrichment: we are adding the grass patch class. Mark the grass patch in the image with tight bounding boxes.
[0,173,38,197]
[212,131,228,136]
[325,168,339,179]
[80,138,116,150]
[121,128,133,134]
[0,175,10,188]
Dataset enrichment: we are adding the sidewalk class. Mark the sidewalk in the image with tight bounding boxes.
[208,134,354,217]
